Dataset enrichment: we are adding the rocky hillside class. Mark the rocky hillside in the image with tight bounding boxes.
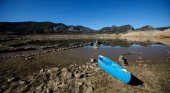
[0,22,170,35]
[0,22,93,35]
[135,25,170,31]
[135,25,155,31]
[157,26,170,31]
[99,25,134,33]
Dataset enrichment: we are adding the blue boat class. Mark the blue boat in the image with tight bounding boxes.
[98,55,131,83]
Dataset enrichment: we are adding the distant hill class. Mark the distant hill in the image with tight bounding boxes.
[98,25,134,33]
[0,21,170,35]
[156,26,170,31]
[135,25,156,31]
[135,25,170,31]
[0,21,93,35]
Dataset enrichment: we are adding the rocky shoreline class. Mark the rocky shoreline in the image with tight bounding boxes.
[0,61,100,93]
[0,59,165,93]
[0,43,85,60]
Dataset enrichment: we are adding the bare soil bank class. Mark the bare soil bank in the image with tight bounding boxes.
[7,29,169,45]
[120,29,170,45]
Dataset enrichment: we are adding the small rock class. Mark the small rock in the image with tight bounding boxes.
[47,67,61,80]
[47,67,60,73]
[9,82,19,89]
[25,57,33,61]
[86,81,92,85]
[82,65,86,69]
[66,79,73,84]
[76,81,83,86]
[60,68,73,80]
[89,42,93,46]
[66,72,73,79]
[46,88,53,93]
[19,80,26,85]
[94,67,101,72]
[118,55,128,66]
[90,58,96,62]
[39,69,45,74]
[89,65,94,69]
[138,57,142,59]
[8,77,20,82]
[85,86,94,93]
[74,72,81,78]
[58,82,65,88]
[74,72,84,79]
[121,87,127,91]
[36,84,44,90]
[61,68,68,72]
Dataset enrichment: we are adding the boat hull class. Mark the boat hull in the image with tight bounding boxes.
[98,55,131,83]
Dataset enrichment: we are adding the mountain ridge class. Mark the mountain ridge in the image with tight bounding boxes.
[0,21,169,35]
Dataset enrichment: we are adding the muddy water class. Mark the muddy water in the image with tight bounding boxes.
[54,43,170,65]
[1,40,170,74]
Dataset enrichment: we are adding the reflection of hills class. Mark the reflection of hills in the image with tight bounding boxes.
[131,42,152,46]
[101,39,165,48]
[103,39,132,47]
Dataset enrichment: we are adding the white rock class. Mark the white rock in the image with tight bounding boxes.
[76,81,83,85]
[90,58,96,62]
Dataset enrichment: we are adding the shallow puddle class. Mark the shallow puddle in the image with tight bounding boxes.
[60,42,170,65]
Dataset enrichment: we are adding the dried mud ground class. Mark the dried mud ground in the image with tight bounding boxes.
[0,36,170,93]
[0,60,170,93]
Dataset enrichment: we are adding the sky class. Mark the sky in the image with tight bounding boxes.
[0,0,170,30]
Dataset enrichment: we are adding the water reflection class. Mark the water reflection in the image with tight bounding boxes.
[85,40,166,49]
[8,38,167,49]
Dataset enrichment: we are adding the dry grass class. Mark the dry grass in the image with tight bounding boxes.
[120,29,170,45]
[154,29,170,38]
[121,29,170,38]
